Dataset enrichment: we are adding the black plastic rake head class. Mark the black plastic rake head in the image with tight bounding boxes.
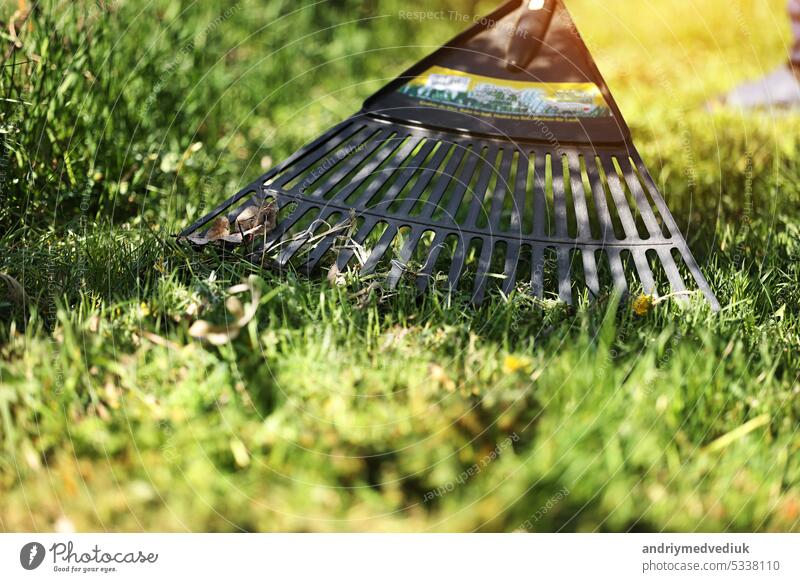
[180,0,720,310]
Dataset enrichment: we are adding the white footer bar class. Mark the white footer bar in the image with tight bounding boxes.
[1,534,797,581]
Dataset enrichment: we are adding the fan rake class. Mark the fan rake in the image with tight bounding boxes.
[180,0,719,310]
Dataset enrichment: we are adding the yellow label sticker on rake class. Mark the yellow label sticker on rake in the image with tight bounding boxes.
[397,66,612,120]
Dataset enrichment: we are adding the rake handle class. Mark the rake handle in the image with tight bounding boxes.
[505,0,557,71]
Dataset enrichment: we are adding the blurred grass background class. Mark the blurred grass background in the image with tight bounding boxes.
[0,0,799,531]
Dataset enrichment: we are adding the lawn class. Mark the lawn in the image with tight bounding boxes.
[1,0,799,532]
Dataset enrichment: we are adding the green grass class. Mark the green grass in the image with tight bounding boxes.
[1,0,799,532]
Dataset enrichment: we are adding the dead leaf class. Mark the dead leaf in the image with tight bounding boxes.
[184,202,278,248]
[235,200,277,234]
[188,276,261,345]
[225,295,244,319]
[327,263,345,286]
[207,216,230,241]
[188,319,242,346]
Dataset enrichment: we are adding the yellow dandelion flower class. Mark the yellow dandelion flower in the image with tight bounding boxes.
[139,302,151,317]
[632,294,654,316]
[503,354,530,375]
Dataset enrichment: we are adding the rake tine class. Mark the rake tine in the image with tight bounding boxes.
[182,151,324,239]
[300,208,357,272]
[326,133,418,201]
[676,244,721,310]
[395,142,458,215]
[291,126,384,196]
[657,247,689,304]
[599,155,639,239]
[305,128,394,198]
[350,137,433,207]
[258,212,301,257]
[447,235,469,293]
[499,150,526,296]
[530,244,545,298]
[272,123,365,190]
[501,241,521,296]
[361,225,399,275]
[487,149,514,230]
[259,201,315,248]
[439,146,481,220]
[276,214,327,267]
[631,154,682,239]
[296,132,417,263]
[416,231,447,292]
[566,152,592,240]
[471,239,495,305]
[606,247,628,294]
[303,216,360,273]
[585,155,616,242]
[386,227,424,289]
[532,153,548,237]
[553,157,569,239]
[464,145,500,227]
[326,140,420,227]
[417,143,470,214]
[509,152,528,235]
[266,119,357,184]
[331,216,380,272]
[632,248,657,296]
[582,249,601,298]
[556,246,573,304]
[618,157,662,240]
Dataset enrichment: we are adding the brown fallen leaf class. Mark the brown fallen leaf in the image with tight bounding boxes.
[263,201,278,229]
[327,263,345,286]
[207,216,230,241]
[184,200,279,248]
[234,206,259,231]
[225,295,244,319]
[188,276,261,345]
[235,200,277,233]
[188,319,243,346]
